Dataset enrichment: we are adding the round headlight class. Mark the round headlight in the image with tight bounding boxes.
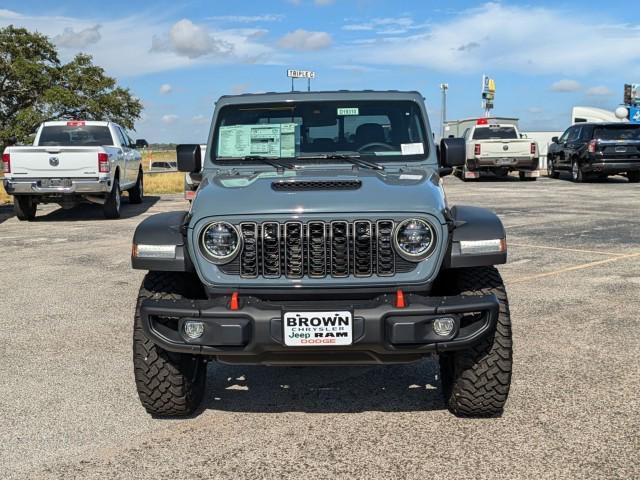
[394,218,436,261]
[200,222,241,264]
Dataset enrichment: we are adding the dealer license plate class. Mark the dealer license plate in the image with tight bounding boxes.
[40,178,71,188]
[283,310,353,346]
[496,158,515,165]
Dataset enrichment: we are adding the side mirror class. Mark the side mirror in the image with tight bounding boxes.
[6,135,17,146]
[440,138,466,168]
[551,137,559,144]
[177,144,202,173]
[135,139,149,148]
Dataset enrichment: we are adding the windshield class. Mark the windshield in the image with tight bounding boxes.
[212,100,427,163]
[38,125,114,147]
[473,126,518,140]
[593,125,640,141]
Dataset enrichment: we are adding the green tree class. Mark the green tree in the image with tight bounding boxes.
[0,26,142,148]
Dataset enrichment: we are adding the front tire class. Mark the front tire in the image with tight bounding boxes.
[14,195,38,221]
[627,171,640,183]
[438,267,513,417]
[129,170,144,204]
[103,179,121,218]
[133,272,207,417]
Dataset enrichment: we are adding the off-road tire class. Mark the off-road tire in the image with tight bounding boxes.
[627,171,640,183]
[103,179,121,218]
[14,195,37,221]
[438,266,512,417]
[129,170,144,204]
[133,271,207,417]
[547,158,560,179]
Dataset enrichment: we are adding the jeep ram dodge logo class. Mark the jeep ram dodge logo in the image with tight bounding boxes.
[49,156,59,166]
[502,145,509,151]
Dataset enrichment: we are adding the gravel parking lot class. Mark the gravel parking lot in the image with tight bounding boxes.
[1,174,638,480]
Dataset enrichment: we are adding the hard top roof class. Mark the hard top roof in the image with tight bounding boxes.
[216,90,424,107]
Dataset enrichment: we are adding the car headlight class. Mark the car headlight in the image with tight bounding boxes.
[200,221,241,264]
[394,218,436,261]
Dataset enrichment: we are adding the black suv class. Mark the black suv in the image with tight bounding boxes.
[547,122,640,182]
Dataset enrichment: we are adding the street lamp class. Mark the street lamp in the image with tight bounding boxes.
[440,83,449,139]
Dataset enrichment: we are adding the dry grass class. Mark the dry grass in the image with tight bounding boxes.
[0,183,11,204]
[142,150,175,170]
[144,171,184,194]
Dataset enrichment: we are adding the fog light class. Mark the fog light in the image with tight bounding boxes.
[433,317,455,336]
[184,321,205,339]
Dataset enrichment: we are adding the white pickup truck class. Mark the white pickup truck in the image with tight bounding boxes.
[458,119,539,181]
[2,120,147,220]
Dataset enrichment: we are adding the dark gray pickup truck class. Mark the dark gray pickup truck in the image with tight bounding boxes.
[130,90,512,418]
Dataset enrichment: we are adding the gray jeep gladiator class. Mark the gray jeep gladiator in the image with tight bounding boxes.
[130,91,512,418]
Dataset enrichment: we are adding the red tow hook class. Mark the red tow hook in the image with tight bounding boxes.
[229,292,239,311]
[395,289,406,309]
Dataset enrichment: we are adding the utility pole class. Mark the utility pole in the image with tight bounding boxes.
[440,83,448,139]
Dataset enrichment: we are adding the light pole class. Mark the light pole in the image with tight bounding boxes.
[440,83,449,139]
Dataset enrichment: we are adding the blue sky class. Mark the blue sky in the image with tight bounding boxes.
[1,1,638,142]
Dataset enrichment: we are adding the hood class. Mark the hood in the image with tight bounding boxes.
[191,166,447,221]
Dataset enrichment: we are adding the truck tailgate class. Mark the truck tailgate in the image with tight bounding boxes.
[476,140,531,157]
[9,147,102,178]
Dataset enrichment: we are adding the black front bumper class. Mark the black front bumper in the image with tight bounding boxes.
[140,293,499,365]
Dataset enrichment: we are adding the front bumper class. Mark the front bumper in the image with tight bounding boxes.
[3,177,111,195]
[140,293,499,365]
[583,160,640,174]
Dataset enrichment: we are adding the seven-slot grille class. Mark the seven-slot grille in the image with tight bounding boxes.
[219,220,417,279]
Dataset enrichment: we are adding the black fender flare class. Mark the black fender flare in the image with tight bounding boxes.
[443,205,507,269]
[131,211,194,272]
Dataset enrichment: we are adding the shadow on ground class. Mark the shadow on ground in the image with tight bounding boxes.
[0,204,14,224]
[35,196,160,222]
[197,360,445,415]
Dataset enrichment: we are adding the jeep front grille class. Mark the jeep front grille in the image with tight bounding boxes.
[219,220,416,278]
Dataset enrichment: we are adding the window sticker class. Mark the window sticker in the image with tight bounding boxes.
[337,107,359,116]
[401,142,424,155]
[218,123,298,158]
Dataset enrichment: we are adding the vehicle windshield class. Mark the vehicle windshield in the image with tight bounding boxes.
[593,125,640,141]
[473,126,518,140]
[38,125,114,147]
[212,100,427,163]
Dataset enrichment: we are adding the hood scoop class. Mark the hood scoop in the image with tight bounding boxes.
[271,180,362,192]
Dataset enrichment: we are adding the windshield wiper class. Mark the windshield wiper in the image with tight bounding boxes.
[298,154,385,171]
[239,156,294,171]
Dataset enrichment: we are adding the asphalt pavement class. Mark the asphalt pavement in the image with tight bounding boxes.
[0,173,638,479]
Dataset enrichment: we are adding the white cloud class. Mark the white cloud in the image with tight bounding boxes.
[207,14,284,23]
[191,114,209,124]
[53,25,101,48]
[550,80,582,93]
[151,19,233,59]
[161,114,178,125]
[231,83,251,95]
[348,2,640,75]
[528,107,544,114]
[159,83,172,95]
[278,29,332,51]
[343,17,421,35]
[586,86,613,96]
[0,9,23,19]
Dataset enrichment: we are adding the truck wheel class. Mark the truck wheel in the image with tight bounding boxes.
[571,160,585,183]
[627,171,640,183]
[547,158,560,179]
[129,171,144,204]
[103,179,121,219]
[438,266,513,417]
[133,272,207,417]
[14,195,38,221]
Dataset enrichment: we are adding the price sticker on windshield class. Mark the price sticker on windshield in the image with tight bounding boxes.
[337,108,359,116]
